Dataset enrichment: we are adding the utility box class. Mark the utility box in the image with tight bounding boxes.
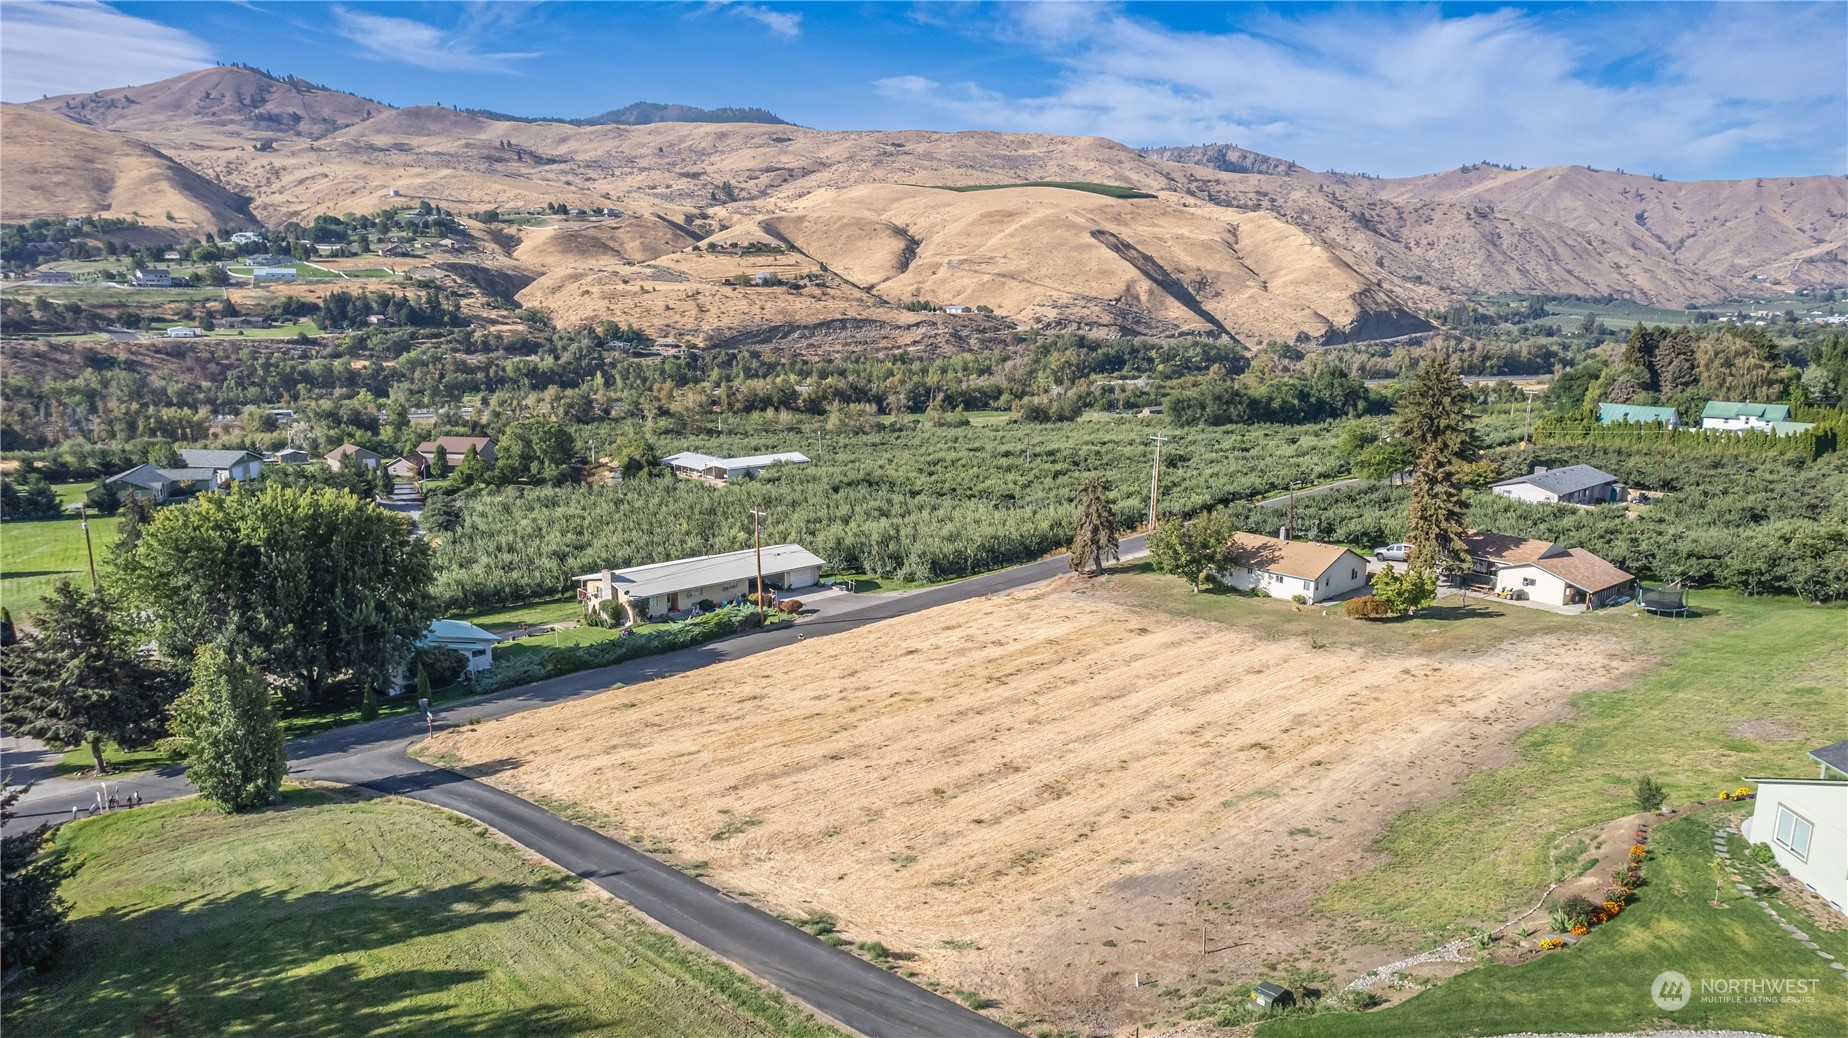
[1250,982,1290,1009]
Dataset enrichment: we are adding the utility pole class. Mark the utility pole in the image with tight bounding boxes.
[78,501,98,590]
[1147,435,1170,531]
[1522,388,1541,450]
[1286,480,1301,540]
[750,509,768,623]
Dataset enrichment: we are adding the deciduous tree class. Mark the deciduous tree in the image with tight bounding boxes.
[1369,563,1437,615]
[1148,510,1233,592]
[169,645,285,812]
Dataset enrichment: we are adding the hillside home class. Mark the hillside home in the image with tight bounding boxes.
[661,450,810,482]
[1490,464,1621,505]
[276,447,311,464]
[1741,740,1848,915]
[245,253,291,266]
[176,448,263,486]
[34,270,75,284]
[943,304,973,314]
[1597,402,1680,428]
[1701,401,1813,436]
[325,443,382,472]
[1464,531,1634,609]
[132,268,172,287]
[250,266,297,281]
[104,464,214,502]
[229,232,265,245]
[387,456,426,480]
[421,619,500,676]
[574,544,826,624]
[1214,531,1370,605]
[416,436,495,467]
[166,326,203,338]
[217,316,271,329]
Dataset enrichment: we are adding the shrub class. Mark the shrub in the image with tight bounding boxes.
[797,911,836,936]
[1344,594,1392,618]
[1558,894,1598,928]
[1632,775,1668,813]
[778,599,802,613]
[1321,989,1382,1012]
[1749,842,1777,865]
[1290,594,1309,605]
[857,940,889,960]
[415,645,469,689]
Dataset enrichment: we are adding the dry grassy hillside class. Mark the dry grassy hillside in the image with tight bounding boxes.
[0,105,253,232]
[24,66,386,143]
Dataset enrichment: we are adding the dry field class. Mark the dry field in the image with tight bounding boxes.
[430,578,1643,1033]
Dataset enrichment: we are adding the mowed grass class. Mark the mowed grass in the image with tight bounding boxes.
[7,790,844,1038]
[1,515,119,618]
[1259,813,1848,1037]
[448,595,587,632]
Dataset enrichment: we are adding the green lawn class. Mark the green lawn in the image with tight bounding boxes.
[197,320,322,339]
[55,742,182,777]
[448,596,586,632]
[226,262,340,279]
[1,515,119,618]
[1257,813,1848,1037]
[6,790,843,1038]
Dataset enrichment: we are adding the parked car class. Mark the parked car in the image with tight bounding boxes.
[1373,543,1411,562]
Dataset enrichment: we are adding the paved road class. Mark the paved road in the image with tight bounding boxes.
[1254,477,1367,508]
[4,542,1147,1035]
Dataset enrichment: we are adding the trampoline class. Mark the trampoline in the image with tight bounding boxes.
[1637,583,1689,616]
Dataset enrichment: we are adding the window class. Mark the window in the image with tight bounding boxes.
[471,649,486,659]
[1351,568,1358,580]
[1773,805,1813,861]
[1522,577,1536,587]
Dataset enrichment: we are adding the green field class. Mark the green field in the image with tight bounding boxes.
[935,181,1157,199]
[1,515,119,618]
[0,283,224,304]
[6,790,843,1038]
[227,263,340,279]
[1257,812,1848,1038]
[448,595,586,632]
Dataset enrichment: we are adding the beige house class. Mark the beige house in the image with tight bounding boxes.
[1743,740,1848,915]
[575,544,825,624]
[1466,531,1634,609]
[1215,532,1370,605]
[326,443,382,472]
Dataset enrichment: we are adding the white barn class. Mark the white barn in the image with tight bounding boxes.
[1214,532,1370,605]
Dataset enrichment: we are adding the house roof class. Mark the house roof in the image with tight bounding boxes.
[1526,547,1635,593]
[1701,401,1792,421]
[423,619,500,645]
[106,464,174,488]
[277,448,310,460]
[1769,421,1816,436]
[1809,739,1848,779]
[661,450,810,473]
[1597,403,1678,424]
[416,436,493,456]
[1490,464,1618,498]
[1464,530,1564,565]
[388,455,426,469]
[327,443,381,461]
[1228,532,1362,582]
[178,448,259,469]
[575,544,827,599]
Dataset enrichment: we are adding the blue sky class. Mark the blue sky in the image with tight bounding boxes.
[3,1,1843,180]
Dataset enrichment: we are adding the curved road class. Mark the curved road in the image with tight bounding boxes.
[5,538,1144,1037]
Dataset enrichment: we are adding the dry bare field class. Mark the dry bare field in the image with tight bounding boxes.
[430,576,1644,1033]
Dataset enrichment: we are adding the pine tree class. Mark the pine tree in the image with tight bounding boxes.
[1,780,70,973]
[169,645,285,812]
[1068,475,1120,574]
[0,581,178,774]
[1396,354,1481,574]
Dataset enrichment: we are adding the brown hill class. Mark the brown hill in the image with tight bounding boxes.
[0,104,254,232]
[24,66,386,144]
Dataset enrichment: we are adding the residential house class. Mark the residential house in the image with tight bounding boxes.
[1701,401,1814,436]
[229,232,265,245]
[422,619,500,676]
[276,447,311,465]
[176,448,263,486]
[943,304,973,314]
[661,450,810,482]
[1213,531,1370,605]
[387,456,427,480]
[1464,531,1634,609]
[245,253,292,267]
[750,272,778,286]
[1597,402,1680,428]
[416,436,495,468]
[250,266,297,281]
[216,316,271,329]
[1741,739,1848,915]
[574,544,826,624]
[165,326,203,338]
[325,444,382,472]
[104,464,214,502]
[132,268,172,287]
[1490,464,1621,506]
[34,270,75,284]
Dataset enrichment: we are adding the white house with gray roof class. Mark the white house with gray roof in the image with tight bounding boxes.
[1490,464,1621,506]
[1742,739,1848,916]
[661,450,810,482]
[575,544,825,623]
[177,448,263,486]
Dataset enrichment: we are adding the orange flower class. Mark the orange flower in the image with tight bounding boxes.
[1570,925,1589,936]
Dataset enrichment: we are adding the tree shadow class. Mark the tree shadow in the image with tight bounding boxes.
[8,878,603,1038]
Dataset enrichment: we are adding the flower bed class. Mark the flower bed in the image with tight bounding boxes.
[1541,825,1649,949]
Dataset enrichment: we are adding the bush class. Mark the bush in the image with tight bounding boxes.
[1632,775,1668,813]
[1558,894,1598,928]
[414,645,470,689]
[1749,842,1777,865]
[1344,594,1391,618]
[777,599,802,613]
[856,940,889,961]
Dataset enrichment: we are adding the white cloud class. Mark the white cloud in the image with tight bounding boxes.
[722,2,801,39]
[0,1,216,102]
[881,3,1847,178]
[331,4,538,73]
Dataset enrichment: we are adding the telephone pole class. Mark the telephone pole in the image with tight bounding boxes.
[1147,435,1170,531]
[750,509,768,622]
[78,501,98,590]
[1522,387,1541,450]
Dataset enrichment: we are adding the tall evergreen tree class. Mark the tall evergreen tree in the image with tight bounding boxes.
[1,779,70,973]
[0,581,178,774]
[1068,475,1120,574]
[1396,355,1481,574]
[169,645,285,812]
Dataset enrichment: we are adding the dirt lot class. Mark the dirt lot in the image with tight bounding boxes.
[431,577,1643,1034]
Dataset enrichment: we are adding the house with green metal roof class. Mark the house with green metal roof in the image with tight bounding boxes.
[1700,400,1808,434]
[1597,402,1681,428]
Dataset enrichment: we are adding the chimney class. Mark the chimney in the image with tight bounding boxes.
[1533,465,1548,474]
[1279,526,1289,543]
